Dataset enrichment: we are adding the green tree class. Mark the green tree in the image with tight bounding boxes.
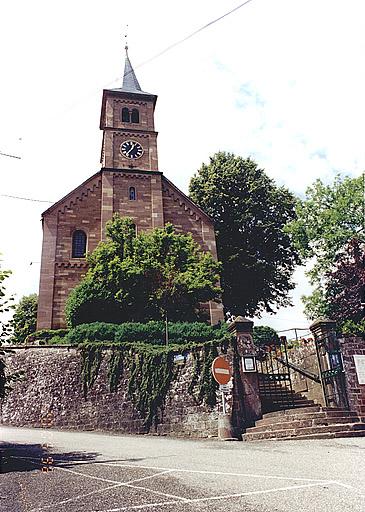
[10,293,38,344]
[189,152,299,316]
[252,325,280,346]
[0,259,15,397]
[66,215,221,326]
[288,175,363,319]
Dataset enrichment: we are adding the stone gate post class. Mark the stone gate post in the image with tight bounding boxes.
[338,337,365,421]
[228,316,262,435]
[310,318,339,407]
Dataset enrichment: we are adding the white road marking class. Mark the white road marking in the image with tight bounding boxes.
[50,466,189,502]
[30,470,176,511]
[330,480,365,497]
[94,481,334,512]
[62,460,329,483]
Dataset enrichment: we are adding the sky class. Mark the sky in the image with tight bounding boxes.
[1,0,365,333]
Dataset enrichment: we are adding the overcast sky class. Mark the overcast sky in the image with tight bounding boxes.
[1,0,364,333]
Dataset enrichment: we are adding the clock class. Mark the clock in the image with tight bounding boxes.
[120,140,144,159]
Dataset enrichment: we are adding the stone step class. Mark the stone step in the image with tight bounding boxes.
[259,392,308,399]
[280,430,365,441]
[262,400,315,409]
[246,416,360,434]
[262,405,321,418]
[244,422,365,441]
[255,409,358,427]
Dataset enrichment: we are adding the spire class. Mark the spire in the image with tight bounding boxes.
[122,45,142,92]
[108,31,155,99]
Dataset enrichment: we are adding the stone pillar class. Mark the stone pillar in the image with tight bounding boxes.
[310,318,337,407]
[150,174,164,228]
[37,213,58,330]
[101,171,114,240]
[310,318,337,340]
[339,336,365,421]
[228,317,261,433]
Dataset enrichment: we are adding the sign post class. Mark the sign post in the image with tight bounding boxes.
[211,356,235,440]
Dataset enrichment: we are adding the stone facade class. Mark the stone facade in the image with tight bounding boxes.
[287,340,324,406]
[0,320,261,438]
[0,347,219,437]
[339,337,365,421]
[37,53,224,329]
[0,330,260,439]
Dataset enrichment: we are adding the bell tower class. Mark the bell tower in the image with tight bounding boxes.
[99,46,159,172]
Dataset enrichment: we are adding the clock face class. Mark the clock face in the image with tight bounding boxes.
[120,140,144,160]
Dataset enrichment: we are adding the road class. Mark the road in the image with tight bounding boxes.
[0,426,364,512]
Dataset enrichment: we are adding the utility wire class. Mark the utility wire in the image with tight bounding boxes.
[53,0,256,115]
[1,1,256,204]
[0,151,21,160]
[0,194,53,204]
[120,0,255,82]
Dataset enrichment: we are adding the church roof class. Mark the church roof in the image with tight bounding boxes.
[110,47,155,97]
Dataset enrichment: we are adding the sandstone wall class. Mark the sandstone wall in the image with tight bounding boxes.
[287,340,324,406]
[0,347,221,438]
[339,337,365,421]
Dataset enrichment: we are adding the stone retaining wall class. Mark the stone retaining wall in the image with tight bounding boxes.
[287,340,324,406]
[0,346,220,438]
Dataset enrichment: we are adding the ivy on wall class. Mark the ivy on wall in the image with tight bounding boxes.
[79,334,233,430]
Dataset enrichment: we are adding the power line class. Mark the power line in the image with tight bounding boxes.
[0,194,53,204]
[53,0,256,116]
[120,0,255,83]
[0,151,21,160]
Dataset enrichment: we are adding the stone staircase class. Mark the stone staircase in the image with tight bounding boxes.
[244,405,365,441]
[259,378,316,414]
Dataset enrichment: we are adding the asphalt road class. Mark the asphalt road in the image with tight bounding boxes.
[0,426,364,512]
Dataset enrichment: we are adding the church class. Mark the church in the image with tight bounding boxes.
[36,48,224,330]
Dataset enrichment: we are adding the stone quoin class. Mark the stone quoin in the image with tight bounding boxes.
[36,46,224,329]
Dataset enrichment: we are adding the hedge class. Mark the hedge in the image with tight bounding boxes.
[28,321,228,346]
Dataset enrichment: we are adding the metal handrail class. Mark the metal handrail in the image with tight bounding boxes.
[275,356,321,383]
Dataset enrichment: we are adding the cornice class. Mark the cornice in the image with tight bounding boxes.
[162,176,212,223]
[56,261,88,269]
[101,167,162,176]
[42,172,102,217]
[107,129,158,137]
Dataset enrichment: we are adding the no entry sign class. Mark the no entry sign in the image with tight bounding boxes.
[211,356,232,385]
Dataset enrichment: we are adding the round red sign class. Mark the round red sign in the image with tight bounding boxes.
[211,356,232,385]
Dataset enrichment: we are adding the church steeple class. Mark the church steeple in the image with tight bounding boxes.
[122,46,142,93]
[99,43,159,172]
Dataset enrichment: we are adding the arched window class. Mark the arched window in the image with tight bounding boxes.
[129,186,136,201]
[72,230,87,258]
[131,108,139,123]
[121,107,130,123]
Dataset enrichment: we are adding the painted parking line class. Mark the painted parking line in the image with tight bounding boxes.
[93,481,334,512]
[10,454,365,512]
[46,459,332,484]
[30,469,177,512]
[10,456,188,511]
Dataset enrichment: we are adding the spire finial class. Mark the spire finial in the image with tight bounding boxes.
[124,25,129,54]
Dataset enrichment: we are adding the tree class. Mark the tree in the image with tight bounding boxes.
[10,294,38,344]
[65,215,221,326]
[253,325,280,346]
[320,238,365,324]
[288,175,363,319]
[189,152,299,316]
[0,259,15,397]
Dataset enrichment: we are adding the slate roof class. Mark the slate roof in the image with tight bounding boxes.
[110,48,155,97]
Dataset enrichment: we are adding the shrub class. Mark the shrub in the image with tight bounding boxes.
[252,325,280,346]
[340,319,365,337]
[25,329,69,344]
[65,321,228,345]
